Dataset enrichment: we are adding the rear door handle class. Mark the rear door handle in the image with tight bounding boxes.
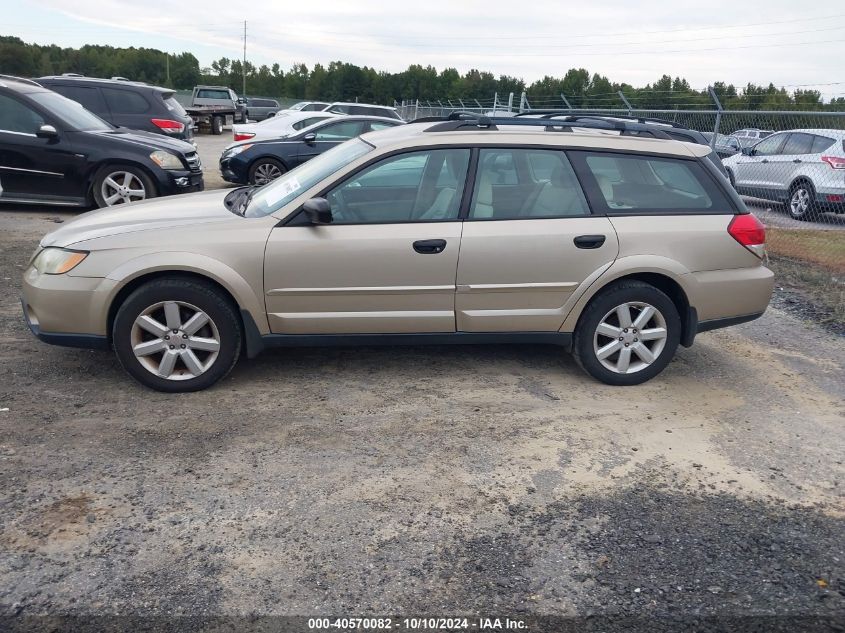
[761,159,769,163]
[573,234,606,249]
[413,239,447,254]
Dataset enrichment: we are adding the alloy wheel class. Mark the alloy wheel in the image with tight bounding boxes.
[790,188,811,218]
[130,301,221,381]
[593,302,668,374]
[101,171,146,205]
[253,163,283,185]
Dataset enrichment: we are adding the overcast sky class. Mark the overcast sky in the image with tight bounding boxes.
[4,0,845,98]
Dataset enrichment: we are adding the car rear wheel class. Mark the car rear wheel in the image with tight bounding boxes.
[113,278,242,392]
[211,116,224,135]
[92,165,156,208]
[788,182,818,221]
[249,158,286,185]
[573,281,680,386]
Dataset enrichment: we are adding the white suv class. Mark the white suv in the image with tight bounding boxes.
[723,129,845,220]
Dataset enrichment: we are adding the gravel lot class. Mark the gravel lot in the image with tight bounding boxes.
[0,138,843,630]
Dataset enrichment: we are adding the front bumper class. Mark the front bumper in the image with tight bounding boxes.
[21,265,118,349]
[154,169,205,196]
[219,157,247,184]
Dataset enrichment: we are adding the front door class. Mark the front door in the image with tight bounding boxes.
[734,132,786,196]
[455,148,618,332]
[264,147,472,334]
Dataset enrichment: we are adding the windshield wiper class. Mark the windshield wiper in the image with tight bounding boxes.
[224,186,255,217]
[237,186,259,216]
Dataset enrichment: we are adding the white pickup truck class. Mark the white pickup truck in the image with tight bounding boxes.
[185,85,247,135]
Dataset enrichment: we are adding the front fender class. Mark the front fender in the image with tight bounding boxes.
[104,252,269,334]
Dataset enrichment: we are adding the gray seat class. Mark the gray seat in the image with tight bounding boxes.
[522,163,589,217]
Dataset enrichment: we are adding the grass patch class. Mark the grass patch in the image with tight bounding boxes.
[766,228,845,275]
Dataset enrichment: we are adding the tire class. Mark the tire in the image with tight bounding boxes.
[267,112,276,118]
[248,158,286,185]
[211,116,224,135]
[113,278,242,393]
[572,281,681,386]
[92,164,156,208]
[788,181,819,221]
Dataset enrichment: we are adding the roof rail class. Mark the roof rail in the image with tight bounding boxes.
[513,110,688,130]
[0,74,41,87]
[61,72,84,77]
[411,111,483,123]
[423,115,674,140]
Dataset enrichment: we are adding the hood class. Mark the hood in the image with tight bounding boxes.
[83,128,196,154]
[42,189,235,248]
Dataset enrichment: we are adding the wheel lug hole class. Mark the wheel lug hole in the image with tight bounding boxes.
[618,336,624,341]
[164,335,169,340]
[634,338,638,343]
[623,328,628,333]
[180,344,186,349]
[182,334,188,339]
[169,345,175,350]
[624,343,629,347]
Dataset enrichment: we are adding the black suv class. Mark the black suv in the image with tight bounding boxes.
[37,75,194,143]
[0,75,203,208]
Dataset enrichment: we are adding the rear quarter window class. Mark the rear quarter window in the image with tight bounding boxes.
[102,88,150,114]
[570,151,735,214]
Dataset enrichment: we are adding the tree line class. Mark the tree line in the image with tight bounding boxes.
[1,36,842,110]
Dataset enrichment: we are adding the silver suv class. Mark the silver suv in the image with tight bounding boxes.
[22,116,773,392]
[723,129,845,220]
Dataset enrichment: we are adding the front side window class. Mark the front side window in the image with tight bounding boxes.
[751,134,785,156]
[325,148,470,224]
[28,92,111,132]
[368,121,398,132]
[781,133,814,155]
[51,85,107,113]
[0,94,45,134]
[575,152,732,213]
[470,149,589,219]
[314,121,364,141]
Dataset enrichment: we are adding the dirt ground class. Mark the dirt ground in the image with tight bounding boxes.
[0,167,843,630]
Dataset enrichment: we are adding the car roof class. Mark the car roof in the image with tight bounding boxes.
[360,121,710,158]
[776,128,845,137]
[0,74,49,93]
[327,102,397,110]
[37,75,171,93]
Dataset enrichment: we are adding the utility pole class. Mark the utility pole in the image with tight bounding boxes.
[242,20,247,97]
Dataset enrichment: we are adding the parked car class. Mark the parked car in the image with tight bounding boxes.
[220,116,402,185]
[22,114,772,392]
[288,101,331,112]
[722,129,845,220]
[514,112,730,178]
[244,97,280,121]
[0,75,203,208]
[231,110,338,142]
[322,102,403,120]
[731,128,774,143]
[37,74,194,143]
[701,132,743,158]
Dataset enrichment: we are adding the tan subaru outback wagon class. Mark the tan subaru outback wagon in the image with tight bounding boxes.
[22,116,774,392]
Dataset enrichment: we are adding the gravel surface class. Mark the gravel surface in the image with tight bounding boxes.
[0,207,843,632]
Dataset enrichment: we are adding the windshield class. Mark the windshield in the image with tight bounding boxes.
[289,102,309,111]
[29,92,112,132]
[245,139,373,218]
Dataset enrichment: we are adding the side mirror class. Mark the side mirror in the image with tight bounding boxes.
[36,124,58,139]
[741,146,753,156]
[302,197,332,224]
[302,132,317,145]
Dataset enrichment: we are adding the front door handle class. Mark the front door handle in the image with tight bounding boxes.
[573,234,606,249]
[413,239,447,254]
[793,158,802,163]
[761,159,769,163]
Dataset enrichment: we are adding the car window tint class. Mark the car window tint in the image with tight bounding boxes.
[577,152,732,213]
[197,89,230,100]
[368,121,396,132]
[470,149,589,220]
[51,85,107,113]
[292,116,330,130]
[0,94,45,134]
[751,134,785,156]
[326,148,470,224]
[811,135,836,153]
[782,133,814,155]
[102,88,149,114]
[314,121,364,141]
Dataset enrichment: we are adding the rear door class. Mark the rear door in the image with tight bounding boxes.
[101,87,152,132]
[768,132,815,194]
[455,148,618,332]
[734,132,786,196]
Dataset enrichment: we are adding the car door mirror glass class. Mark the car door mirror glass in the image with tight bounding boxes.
[303,197,333,224]
[36,124,58,138]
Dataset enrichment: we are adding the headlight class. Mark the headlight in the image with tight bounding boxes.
[149,150,184,170]
[223,144,253,158]
[32,247,89,275]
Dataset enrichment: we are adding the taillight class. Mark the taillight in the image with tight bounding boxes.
[728,213,766,258]
[151,118,185,134]
[821,155,845,170]
[234,132,255,141]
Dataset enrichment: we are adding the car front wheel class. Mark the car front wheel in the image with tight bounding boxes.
[92,165,156,208]
[573,281,680,386]
[249,158,286,185]
[113,278,242,392]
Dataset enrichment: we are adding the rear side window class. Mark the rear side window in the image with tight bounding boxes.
[572,152,733,214]
[470,149,590,219]
[291,116,330,130]
[811,135,836,153]
[782,133,814,155]
[102,88,149,114]
[50,85,107,114]
[314,121,364,140]
[162,95,187,116]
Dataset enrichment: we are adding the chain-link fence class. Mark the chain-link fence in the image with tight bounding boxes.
[395,97,844,330]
